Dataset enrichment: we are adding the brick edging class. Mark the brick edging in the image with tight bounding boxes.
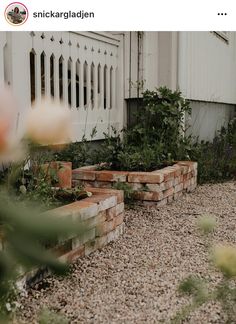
[72,161,198,207]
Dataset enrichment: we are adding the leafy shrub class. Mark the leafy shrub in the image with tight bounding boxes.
[190,118,236,184]
[93,87,192,171]
[53,129,97,169]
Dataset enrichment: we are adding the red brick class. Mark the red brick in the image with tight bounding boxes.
[51,200,98,221]
[174,183,184,193]
[106,206,117,221]
[178,161,197,171]
[183,179,191,189]
[85,187,124,204]
[106,203,124,221]
[58,246,85,263]
[96,220,115,237]
[128,172,164,184]
[114,212,124,227]
[146,183,161,192]
[134,191,163,201]
[164,179,174,190]
[96,170,129,182]
[95,235,108,249]
[72,169,96,181]
[83,211,107,229]
[43,161,72,189]
[163,187,174,198]
[93,181,113,188]
[83,194,117,211]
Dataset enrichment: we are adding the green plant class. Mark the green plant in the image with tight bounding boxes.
[190,118,236,184]
[53,128,97,169]
[92,87,192,172]
[39,308,69,324]
[112,182,135,205]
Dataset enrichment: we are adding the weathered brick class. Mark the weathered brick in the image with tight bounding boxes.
[128,172,164,184]
[96,220,114,237]
[177,164,189,174]
[163,187,174,198]
[107,228,120,243]
[77,202,99,221]
[95,235,108,249]
[114,212,124,227]
[59,246,85,263]
[96,170,129,182]
[93,181,113,188]
[106,206,117,221]
[179,161,197,171]
[183,173,192,181]
[107,223,125,243]
[129,182,144,191]
[174,175,183,186]
[183,179,191,189]
[85,187,124,204]
[174,191,183,201]
[146,183,161,192]
[134,191,163,201]
[83,194,117,212]
[159,167,176,181]
[43,161,72,189]
[52,240,72,257]
[116,202,125,215]
[83,211,107,229]
[72,169,96,181]
[174,183,184,193]
[51,200,97,221]
[76,228,96,246]
[172,165,182,177]
[106,203,125,221]
[84,239,96,256]
[164,179,174,190]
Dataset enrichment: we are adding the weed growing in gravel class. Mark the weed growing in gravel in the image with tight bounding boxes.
[39,308,69,324]
[172,214,236,324]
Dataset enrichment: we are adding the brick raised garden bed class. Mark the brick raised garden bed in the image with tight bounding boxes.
[72,161,197,207]
[51,187,125,262]
[5,187,125,288]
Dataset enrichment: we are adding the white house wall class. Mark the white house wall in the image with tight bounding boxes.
[178,32,236,104]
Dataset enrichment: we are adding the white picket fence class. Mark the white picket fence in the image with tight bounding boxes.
[0,31,125,141]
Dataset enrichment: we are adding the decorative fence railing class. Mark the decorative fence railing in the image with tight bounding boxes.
[0,31,124,141]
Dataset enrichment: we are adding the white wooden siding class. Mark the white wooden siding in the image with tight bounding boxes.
[178,31,236,104]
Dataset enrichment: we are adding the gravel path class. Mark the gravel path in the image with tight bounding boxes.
[18,182,236,323]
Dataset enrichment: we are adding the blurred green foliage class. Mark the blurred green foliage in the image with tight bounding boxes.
[0,193,85,320]
[172,215,236,324]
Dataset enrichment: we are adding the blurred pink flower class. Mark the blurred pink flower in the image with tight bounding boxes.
[26,98,72,146]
